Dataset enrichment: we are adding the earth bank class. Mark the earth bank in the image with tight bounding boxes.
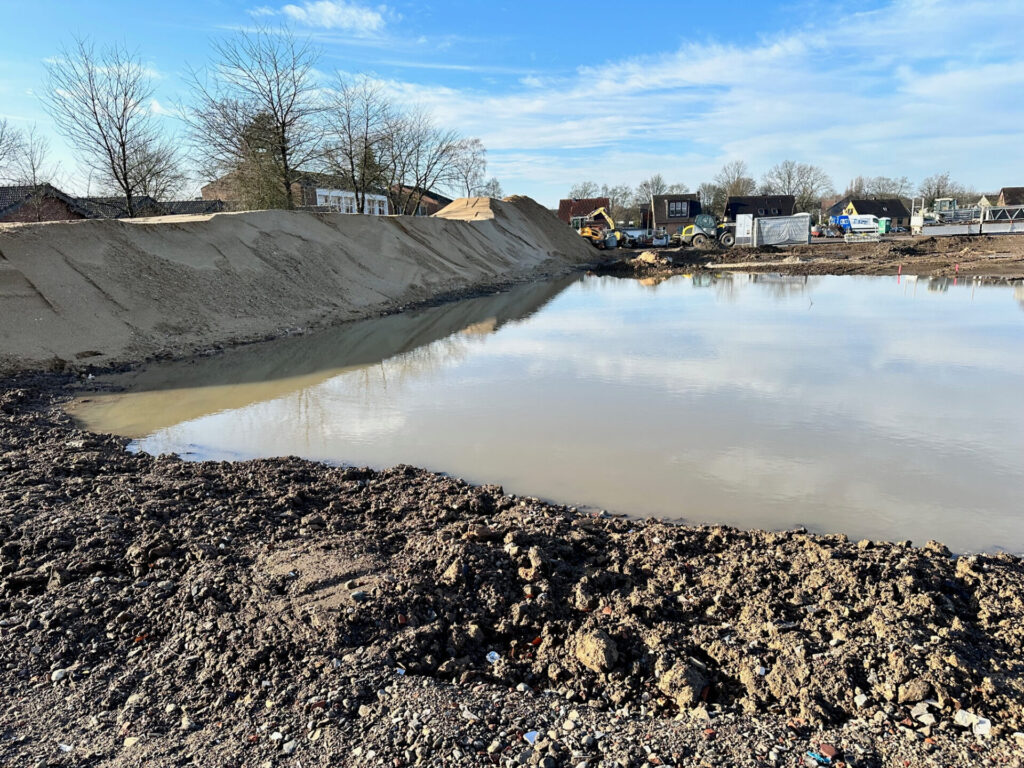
[1,376,1023,767]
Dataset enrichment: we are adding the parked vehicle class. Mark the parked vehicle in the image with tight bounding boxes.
[570,207,623,249]
[671,214,735,248]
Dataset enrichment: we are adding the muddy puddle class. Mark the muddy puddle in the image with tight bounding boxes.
[70,273,1024,553]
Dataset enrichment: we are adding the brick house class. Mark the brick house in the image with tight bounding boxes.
[0,185,93,224]
[996,187,1024,207]
[556,197,610,224]
[642,193,702,234]
[201,170,390,214]
[394,186,454,216]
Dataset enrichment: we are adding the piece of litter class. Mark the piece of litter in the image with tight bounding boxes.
[395,667,405,675]
[58,744,73,753]
[524,730,539,745]
[486,651,500,664]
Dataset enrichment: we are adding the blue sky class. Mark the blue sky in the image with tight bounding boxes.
[2,0,1022,205]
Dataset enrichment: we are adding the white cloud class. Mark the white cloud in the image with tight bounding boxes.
[356,0,1024,204]
[254,1,387,34]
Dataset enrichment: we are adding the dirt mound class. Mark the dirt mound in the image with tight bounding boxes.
[0,198,593,375]
[2,379,1023,766]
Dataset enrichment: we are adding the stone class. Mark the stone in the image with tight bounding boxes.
[123,737,140,748]
[973,718,992,738]
[854,693,869,708]
[283,740,297,754]
[953,709,978,728]
[575,631,618,673]
[819,744,840,760]
[50,668,69,683]
[657,662,708,709]
[897,678,931,704]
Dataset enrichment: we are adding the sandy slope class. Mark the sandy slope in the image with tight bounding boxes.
[0,196,593,374]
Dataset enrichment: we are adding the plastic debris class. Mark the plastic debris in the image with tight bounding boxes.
[486,651,500,664]
[523,730,539,745]
[805,751,832,766]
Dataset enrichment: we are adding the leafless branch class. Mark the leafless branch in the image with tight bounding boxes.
[42,37,173,216]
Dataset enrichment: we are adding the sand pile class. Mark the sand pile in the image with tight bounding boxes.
[0,197,594,374]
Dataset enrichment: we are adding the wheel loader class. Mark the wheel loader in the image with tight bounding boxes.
[671,214,735,248]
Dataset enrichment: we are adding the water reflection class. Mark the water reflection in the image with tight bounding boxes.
[71,274,1024,553]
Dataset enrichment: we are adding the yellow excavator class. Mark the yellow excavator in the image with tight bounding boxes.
[570,207,623,249]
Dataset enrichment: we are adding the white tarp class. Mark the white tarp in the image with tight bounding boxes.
[753,215,811,246]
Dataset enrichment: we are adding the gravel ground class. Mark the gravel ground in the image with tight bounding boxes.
[2,374,1023,767]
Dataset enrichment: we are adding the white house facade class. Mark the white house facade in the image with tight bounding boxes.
[315,188,389,215]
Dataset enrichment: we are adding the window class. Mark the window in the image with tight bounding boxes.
[378,199,387,215]
[667,201,688,218]
[758,208,766,216]
[771,208,780,215]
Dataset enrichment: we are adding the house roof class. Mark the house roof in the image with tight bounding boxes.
[161,199,226,216]
[824,195,851,216]
[0,184,95,219]
[999,187,1024,205]
[848,198,910,218]
[556,197,610,223]
[724,195,796,218]
[651,193,699,204]
[75,195,163,218]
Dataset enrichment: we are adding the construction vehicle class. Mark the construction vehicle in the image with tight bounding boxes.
[570,207,623,249]
[671,214,736,248]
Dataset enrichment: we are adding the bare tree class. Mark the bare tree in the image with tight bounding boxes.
[866,175,913,199]
[131,141,188,201]
[697,181,726,217]
[568,181,600,199]
[184,26,323,210]
[845,175,913,200]
[321,74,391,213]
[380,109,463,215]
[43,37,173,217]
[713,160,757,198]
[760,159,834,213]
[478,177,503,198]
[632,175,688,210]
[918,172,972,207]
[600,183,634,221]
[450,137,487,197]
[12,124,59,187]
[0,119,24,180]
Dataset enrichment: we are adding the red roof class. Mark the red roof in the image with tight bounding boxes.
[556,197,610,223]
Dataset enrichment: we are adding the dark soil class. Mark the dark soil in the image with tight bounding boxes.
[600,235,1024,281]
[2,375,1023,767]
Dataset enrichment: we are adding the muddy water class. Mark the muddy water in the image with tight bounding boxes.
[70,273,1024,553]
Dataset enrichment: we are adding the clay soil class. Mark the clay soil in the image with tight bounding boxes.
[604,234,1024,281]
[2,375,1023,767]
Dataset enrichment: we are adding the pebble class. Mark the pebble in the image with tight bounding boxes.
[50,668,69,683]
[283,740,297,754]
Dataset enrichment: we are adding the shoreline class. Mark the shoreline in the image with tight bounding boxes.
[1,374,1022,766]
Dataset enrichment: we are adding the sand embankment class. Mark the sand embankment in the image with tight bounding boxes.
[0,195,594,374]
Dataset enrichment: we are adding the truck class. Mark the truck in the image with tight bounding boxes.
[831,214,879,233]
